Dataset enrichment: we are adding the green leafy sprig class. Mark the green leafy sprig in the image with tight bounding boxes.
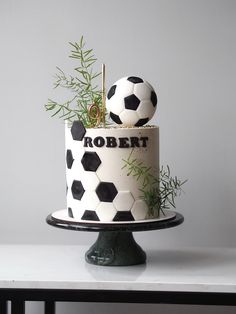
[45,36,103,127]
[158,165,187,211]
[122,150,187,217]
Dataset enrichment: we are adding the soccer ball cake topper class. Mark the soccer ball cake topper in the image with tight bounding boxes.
[106,76,158,127]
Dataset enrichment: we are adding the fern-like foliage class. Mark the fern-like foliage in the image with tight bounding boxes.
[45,36,103,127]
[122,150,187,217]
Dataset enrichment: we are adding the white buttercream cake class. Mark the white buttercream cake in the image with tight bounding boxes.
[65,122,159,222]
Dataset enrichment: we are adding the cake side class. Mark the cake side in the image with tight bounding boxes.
[65,124,159,222]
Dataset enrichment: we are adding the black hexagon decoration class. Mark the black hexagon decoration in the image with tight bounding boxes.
[96,182,118,202]
[151,91,157,107]
[113,211,135,221]
[68,207,74,218]
[66,149,74,169]
[124,94,140,110]
[107,85,117,99]
[81,152,101,172]
[135,118,149,127]
[127,76,143,84]
[71,120,86,141]
[71,180,85,200]
[81,210,99,221]
[110,112,122,124]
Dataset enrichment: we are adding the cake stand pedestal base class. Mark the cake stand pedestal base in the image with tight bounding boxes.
[46,210,184,266]
[85,231,146,266]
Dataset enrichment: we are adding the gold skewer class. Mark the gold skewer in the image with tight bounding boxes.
[102,63,106,127]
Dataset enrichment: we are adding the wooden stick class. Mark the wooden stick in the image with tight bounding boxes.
[102,63,106,127]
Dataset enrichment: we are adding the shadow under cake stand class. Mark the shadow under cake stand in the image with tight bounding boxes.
[46,210,184,266]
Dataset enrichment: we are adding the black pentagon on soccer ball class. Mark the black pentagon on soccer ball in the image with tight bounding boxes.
[81,210,99,221]
[113,211,135,222]
[151,91,158,107]
[124,94,140,110]
[127,76,143,84]
[81,152,101,172]
[96,182,118,202]
[71,120,86,141]
[110,112,122,124]
[107,85,117,99]
[71,180,85,200]
[66,149,74,169]
[135,118,149,127]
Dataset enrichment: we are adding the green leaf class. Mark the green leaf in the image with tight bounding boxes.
[51,107,62,117]
[84,49,93,57]
[80,36,84,47]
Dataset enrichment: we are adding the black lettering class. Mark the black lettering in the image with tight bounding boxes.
[119,137,129,148]
[130,137,140,148]
[140,137,149,147]
[94,136,105,147]
[106,137,117,148]
[84,136,148,148]
[84,137,93,147]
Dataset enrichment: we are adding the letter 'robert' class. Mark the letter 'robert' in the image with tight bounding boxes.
[83,136,149,148]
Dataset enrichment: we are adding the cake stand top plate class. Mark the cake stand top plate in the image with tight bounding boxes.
[47,209,184,232]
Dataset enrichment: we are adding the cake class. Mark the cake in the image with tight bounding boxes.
[46,39,184,225]
[65,123,159,222]
[64,73,162,223]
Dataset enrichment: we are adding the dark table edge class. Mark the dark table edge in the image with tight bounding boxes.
[0,289,236,306]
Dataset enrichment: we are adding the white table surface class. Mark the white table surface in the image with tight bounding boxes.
[0,245,236,293]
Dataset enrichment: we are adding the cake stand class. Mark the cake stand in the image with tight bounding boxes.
[46,210,184,266]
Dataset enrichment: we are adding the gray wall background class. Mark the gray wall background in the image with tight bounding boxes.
[0,0,235,313]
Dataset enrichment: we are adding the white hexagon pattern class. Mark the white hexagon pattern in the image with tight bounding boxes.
[106,97,125,116]
[80,191,100,211]
[113,191,135,212]
[113,78,134,97]
[137,100,155,119]
[131,200,148,220]
[96,202,117,222]
[81,172,100,191]
[133,82,151,100]
[119,110,139,126]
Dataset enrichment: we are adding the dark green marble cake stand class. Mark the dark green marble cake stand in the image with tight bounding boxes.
[46,212,184,266]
